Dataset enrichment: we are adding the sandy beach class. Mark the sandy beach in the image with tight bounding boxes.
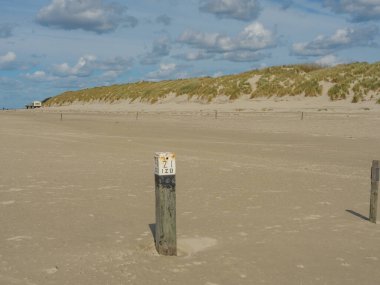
[1,106,380,284]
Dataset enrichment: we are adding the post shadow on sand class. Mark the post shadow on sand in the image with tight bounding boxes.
[346,209,369,221]
[149,223,156,241]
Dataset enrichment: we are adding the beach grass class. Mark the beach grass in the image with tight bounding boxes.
[43,62,380,106]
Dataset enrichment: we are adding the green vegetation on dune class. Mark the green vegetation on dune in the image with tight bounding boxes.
[251,64,324,98]
[44,62,380,106]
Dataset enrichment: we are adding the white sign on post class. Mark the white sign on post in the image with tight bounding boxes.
[155,152,176,176]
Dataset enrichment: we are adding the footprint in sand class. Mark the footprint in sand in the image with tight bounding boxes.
[137,237,217,257]
[177,237,217,256]
[303,215,322,220]
[7,236,32,242]
[44,266,59,274]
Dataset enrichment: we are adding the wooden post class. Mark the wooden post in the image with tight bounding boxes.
[136,112,139,120]
[369,160,379,223]
[60,113,63,121]
[301,112,304,120]
[154,152,176,255]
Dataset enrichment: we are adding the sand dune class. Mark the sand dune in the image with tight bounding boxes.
[42,93,380,114]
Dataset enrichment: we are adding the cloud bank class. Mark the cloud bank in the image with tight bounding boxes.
[36,0,138,33]
[146,63,189,80]
[292,26,379,56]
[140,36,172,65]
[178,22,275,62]
[199,0,261,21]
[52,55,133,78]
[0,52,17,69]
[324,0,380,22]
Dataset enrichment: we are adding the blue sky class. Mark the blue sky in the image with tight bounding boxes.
[1,0,380,108]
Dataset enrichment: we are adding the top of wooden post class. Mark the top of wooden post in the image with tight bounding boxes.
[372,160,379,182]
[154,152,176,176]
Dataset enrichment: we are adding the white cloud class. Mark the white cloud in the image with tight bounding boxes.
[178,22,275,54]
[101,70,120,79]
[147,63,176,79]
[0,52,16,64]
[199,0,261,21]
[25,70,59,82]
[53,55,97,77]
[179,30,224,50]
[0,52,17,69]
[292,26,379,56]
[52,55,133,78]
[222,50,269,62]
[324,0,380,22]
[175,50,213,61]
[239,22,276,50]
[25,71,48,80]
[315,54,342,66]
[146,63,188,80]
[212,71,224,77]
[36,0,138,33]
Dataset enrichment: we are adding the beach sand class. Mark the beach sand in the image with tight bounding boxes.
[1,105,380,284]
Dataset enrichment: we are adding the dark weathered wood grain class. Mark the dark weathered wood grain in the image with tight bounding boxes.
[155,175,177,255]
[369,160,379,223]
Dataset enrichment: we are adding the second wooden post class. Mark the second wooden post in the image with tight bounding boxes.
[154,152,177,255]
[370,160,379,223]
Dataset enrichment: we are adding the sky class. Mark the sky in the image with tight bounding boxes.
[1,0,380,109]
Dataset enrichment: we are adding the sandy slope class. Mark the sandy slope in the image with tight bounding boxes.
[43,94,380,113]
[1,110,380,284]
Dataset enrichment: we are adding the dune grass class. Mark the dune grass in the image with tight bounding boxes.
[44,62,380,106]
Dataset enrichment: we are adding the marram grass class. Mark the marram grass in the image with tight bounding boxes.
[44,62,380,106]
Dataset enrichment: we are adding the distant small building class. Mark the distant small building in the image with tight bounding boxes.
[25,101,42,109]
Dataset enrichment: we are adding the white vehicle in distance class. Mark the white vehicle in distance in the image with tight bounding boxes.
[25,101,42,109]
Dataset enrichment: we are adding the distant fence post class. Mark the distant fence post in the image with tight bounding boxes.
[370,160,379,223]
[60,113,63,121]
[136,112,139,120]
[154,152,177,255]
[301,112,304,120]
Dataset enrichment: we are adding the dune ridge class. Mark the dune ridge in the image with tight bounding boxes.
[43,62,380,109]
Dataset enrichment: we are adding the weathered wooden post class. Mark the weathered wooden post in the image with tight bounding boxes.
[60,113,63,121]
[369,160,379,223]
[154,152,176,255]
[136,112,139,120]
[301,112,304,120]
